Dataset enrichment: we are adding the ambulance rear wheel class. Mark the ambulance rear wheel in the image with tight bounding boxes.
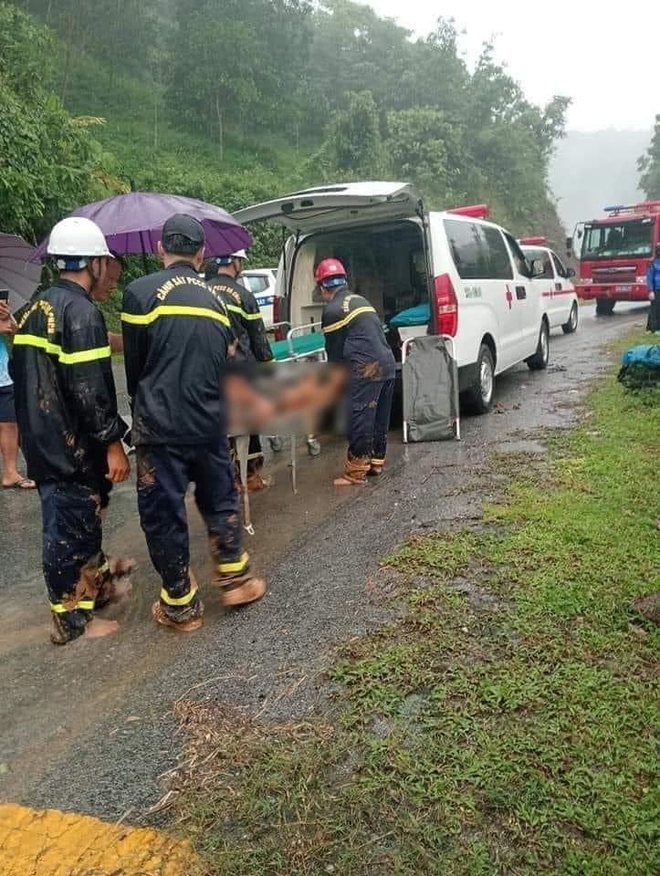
[562,302,579,334]
[464,343,495,415]
[596,299,615,316]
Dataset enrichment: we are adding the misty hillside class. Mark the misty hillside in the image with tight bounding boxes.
[550,129,651,231]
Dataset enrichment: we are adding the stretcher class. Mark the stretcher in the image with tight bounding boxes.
[401,335,461,443]
[235,323,328,535]
[266,322,326,458]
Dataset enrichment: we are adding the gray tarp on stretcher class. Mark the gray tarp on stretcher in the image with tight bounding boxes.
[402,335,458,442]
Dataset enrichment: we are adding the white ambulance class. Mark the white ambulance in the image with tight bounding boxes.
[519,237,579,335]
[235,182,550,413]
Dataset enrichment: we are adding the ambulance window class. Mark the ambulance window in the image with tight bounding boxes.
[482,227,514,280]
[444,220,486,279]
[504,233,532,278]
[551,252,568,278]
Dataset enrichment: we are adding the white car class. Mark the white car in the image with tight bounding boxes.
[520,238,579,335]
[240,268,279,328]
[235,182,551,413]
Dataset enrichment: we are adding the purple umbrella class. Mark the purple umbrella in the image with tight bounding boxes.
[0,233,42,310]
[34,192,252,259]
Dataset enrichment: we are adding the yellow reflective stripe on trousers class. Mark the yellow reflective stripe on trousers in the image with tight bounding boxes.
[322,306,377,334]
[226,304,264,322]
[160,587,198,607]
[13,334,111,364]
[121,304,231,328]
[218,551,249,574]
[50,599,95,613]
[371,457,386,466]
[98,561,110,575]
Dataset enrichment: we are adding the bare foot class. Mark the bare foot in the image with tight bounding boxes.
[333,476,365,487]
[83,618,119,640]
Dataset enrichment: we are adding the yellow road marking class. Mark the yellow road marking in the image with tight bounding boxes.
[0,803,200,875]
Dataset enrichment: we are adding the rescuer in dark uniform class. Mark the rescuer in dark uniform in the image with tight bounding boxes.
[12,217,132,645]
[205,249,273,491]
[317,258,396,486]
[122,215,266,632]
[646,242,660,333]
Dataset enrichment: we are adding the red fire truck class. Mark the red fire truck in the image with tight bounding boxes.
[570,200,658,315]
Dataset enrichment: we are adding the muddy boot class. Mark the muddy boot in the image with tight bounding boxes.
[95,557,136,609]
[367,458,386,477]
[50,609,89,645]
[152,599,204,632]
[219,574,267,607]
[152,571,204,632]
[334,453,370,486]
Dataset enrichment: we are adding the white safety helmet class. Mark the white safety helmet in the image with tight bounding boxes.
[47,217,113,261]
[230,249,248,260]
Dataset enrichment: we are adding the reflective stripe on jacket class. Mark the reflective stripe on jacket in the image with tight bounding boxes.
[208,274,273,365]
[321,286,396,380]
[12,278,126,482]
[122,262,234,445]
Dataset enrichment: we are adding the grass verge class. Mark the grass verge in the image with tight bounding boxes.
[174,336,659,876]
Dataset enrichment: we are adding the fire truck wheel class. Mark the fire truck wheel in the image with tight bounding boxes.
[595,299,616,316]
[562,303,579,334]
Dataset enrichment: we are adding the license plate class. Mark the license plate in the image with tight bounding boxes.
[615,284,633,293]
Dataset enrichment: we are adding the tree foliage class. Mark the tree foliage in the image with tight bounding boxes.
[638,115,660,199]
[0,3,117,241]
[4,0,570,252]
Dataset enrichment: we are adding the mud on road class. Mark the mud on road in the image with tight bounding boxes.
[0,304,649,821]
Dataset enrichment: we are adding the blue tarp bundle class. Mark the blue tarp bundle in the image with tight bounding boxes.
[621,345,660,369]
[618,344,660,390]
[389,303,430,328]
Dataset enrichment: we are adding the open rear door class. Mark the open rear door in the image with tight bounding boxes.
[234,181,421,234]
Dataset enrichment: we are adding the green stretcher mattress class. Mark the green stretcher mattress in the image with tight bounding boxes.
[270,333,326,361]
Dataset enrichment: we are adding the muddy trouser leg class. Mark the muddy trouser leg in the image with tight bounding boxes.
[370,378,395,474]
[38,481,103,644]
[136,444,203,624]
[344,379,381,483]
[191,437,248,582]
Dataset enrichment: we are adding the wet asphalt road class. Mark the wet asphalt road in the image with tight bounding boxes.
[0,303,649,821]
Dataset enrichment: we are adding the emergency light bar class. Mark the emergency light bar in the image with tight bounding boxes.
[448,204,490,219]
[604,200,660,215]
[519,236,547,246]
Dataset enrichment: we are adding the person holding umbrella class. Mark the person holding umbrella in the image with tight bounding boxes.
[205,249,273,491]
[122,214,266,633]
[11,217,132,645]
[0,299,35,489]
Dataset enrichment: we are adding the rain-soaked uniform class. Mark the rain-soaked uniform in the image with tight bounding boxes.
[12,278,128,643]
[322,285,396,482]
[122,261,249,625]
[207,273,274,479]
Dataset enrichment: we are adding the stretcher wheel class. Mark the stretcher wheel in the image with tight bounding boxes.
[307,438,321,457]
[269,436,284,453]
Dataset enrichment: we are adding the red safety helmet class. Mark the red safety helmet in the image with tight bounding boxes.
[314,258,347,284]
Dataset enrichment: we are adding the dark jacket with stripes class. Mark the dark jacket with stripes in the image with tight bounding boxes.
[12,278,127,483]
[208,274,273,365]
[322,286,396,380]
[122,262,234,446]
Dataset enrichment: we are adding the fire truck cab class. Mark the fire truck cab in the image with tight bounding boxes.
[570,201,659,315]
